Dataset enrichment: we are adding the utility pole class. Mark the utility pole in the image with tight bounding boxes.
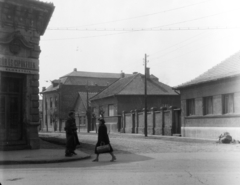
[86,80,91,133]
[144,54,148,137]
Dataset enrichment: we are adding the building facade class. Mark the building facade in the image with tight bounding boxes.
[175,51,240,140]
[73,92,97,132]
[91,72,180,133]
[0,0,54,150]
[41,69,132,132]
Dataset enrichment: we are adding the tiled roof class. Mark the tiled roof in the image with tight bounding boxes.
[41,84,59,93]
[61,71,132,79]
[42,70,159,93]
[91,73,177,100]
[175,51,240,89]
[78,92,98,109]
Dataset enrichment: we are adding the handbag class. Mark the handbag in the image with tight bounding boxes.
[96,142,111,153]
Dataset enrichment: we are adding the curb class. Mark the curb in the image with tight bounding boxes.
[107,132,216,143]
[0,155,91,165]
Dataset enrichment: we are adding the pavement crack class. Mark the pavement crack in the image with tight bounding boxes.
[184,170,207,185]
[7,178,23,181]
[185,170,193,178]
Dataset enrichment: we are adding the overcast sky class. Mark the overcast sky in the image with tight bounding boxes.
[39,0,240,90]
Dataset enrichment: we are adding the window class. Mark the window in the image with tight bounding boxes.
[99,106,105,117]
[55,97,58,108]
[203,96,213,115]
[223,94,234,114]
[45,100,47,110]
[50,98,53,108]
[108,104,114,116]
[186,99,195,116]
[45,114,47,126]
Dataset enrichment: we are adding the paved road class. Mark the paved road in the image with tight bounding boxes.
[41,132,240,154]
[1,132,240,185]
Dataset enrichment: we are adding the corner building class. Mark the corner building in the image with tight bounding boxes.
[0,0,54,150]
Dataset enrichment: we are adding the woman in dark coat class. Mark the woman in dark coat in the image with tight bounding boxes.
[92,118,116,162]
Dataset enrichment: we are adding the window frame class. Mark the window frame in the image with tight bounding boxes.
[50,97,53,108]
[55,97,58,108]
[203,96,213,115]
[108,104,114,116]
[186,99,195,116]
[222,93,234,114]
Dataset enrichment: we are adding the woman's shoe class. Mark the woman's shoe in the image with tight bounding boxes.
[110,156,116,162]
[65,153,73,157]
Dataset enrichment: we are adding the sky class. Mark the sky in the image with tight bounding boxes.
[39,0,240,91]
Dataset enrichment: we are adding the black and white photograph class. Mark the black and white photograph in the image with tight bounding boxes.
[0,0,240,184]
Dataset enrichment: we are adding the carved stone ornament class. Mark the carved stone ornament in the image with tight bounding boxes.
[9,39,22,55]
[0,31,34,56]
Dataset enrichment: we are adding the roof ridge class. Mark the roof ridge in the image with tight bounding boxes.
[116,73,140,95]
[175,50,240,89]
[148,78,169,93]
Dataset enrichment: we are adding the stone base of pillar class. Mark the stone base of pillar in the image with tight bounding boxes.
[29,138,40,149]
[27,122,40,149]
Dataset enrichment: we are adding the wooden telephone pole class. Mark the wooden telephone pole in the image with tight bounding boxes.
[144,54,148,137]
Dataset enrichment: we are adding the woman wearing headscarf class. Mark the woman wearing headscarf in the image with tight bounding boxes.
[92,118,116,162]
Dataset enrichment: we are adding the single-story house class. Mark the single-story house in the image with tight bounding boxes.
[91,70,180,132]
[174,51,240,140]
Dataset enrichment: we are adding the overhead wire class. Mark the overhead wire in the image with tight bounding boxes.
[42,7,240,41]
[150,30,240,64]
[149,31,207,57]
[47,26,240,31]
[48,0,216,29]
[150,8,240,29]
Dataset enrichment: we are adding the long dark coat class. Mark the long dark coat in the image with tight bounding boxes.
[64,116,80,153]
[94,123,113,154]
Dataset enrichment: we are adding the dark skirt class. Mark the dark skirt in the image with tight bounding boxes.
[94,142,113,154]
[66,132,80,153]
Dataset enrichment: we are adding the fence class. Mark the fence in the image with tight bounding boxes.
[122,107,181,136]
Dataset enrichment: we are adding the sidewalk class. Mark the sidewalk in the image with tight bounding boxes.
[39,131,217,145]
[0,139,91,165]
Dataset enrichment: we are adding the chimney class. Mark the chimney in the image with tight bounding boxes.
[121,71,125,78]
[146,67,150,78]
[74,68,77,71]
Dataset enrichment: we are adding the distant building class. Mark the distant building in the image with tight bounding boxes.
[175,51,240,140]
[39,99,43,131]
[0,0,54,150]
[73,92,98,132]
[91,70,180,132]
[40,69,132,132]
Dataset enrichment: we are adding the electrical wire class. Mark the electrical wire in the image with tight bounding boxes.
[149,31,207,57]
[48,0,215,29]
[150,8,240,29]
[150,32,240,63]
[47,26,240,31]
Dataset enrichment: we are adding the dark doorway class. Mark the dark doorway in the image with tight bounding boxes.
[0,72,26,146]
[172,109,181,135]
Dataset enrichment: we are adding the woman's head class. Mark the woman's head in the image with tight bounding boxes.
[68,110,75,117]
[98,118,105,124]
